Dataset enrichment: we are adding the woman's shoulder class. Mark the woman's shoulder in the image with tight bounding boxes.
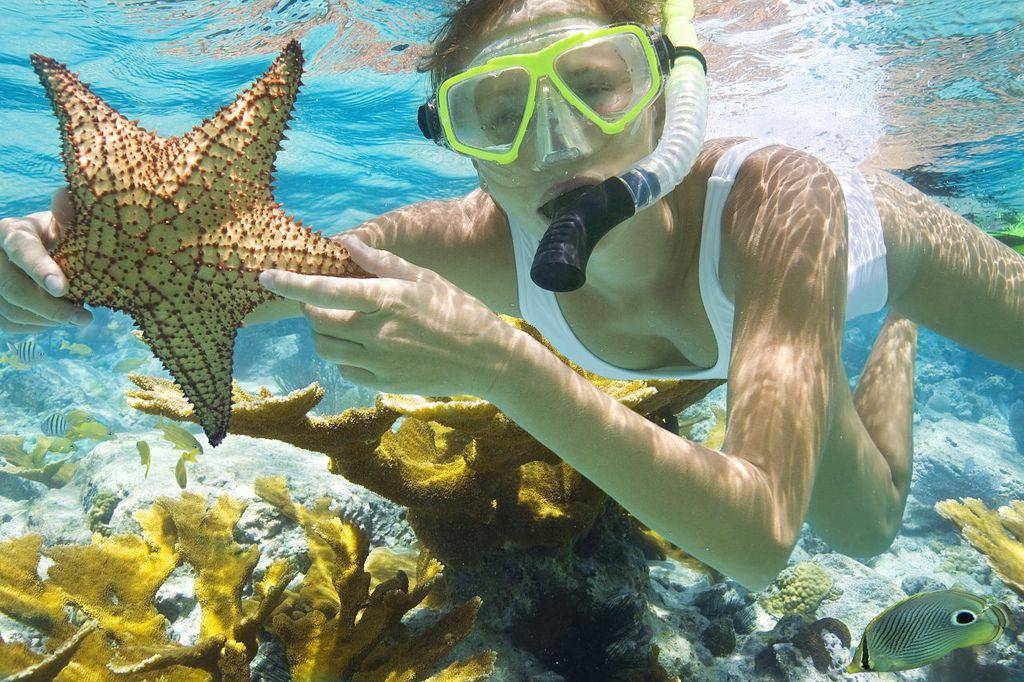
[687,138,846,302]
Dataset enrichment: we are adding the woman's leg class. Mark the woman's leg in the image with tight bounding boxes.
[808,310,918,555]
[853,311,918,495]
[871,171,1024,371]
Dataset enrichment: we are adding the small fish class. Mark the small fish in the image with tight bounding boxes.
[59,340,93,356]
[41,412,69,438]
[114,356,148,373]
[158,418,203,455]
[34,435,76,455]
[64,409,91,426]
[137,440,151,478]
[0,340,44,367]
[173,449,198,489]
[174,455,187,488]
[703,404,727,450]
[67,418,114,441]
[848,589,1011,673]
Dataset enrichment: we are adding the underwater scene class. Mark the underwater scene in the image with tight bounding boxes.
[0,0,1022,680]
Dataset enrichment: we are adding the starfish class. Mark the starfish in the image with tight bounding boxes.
[31,41,372,446]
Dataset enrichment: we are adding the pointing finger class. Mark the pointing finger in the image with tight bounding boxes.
[340,235,427,282]
[259,269,391,313]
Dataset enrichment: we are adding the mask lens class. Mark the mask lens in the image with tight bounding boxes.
[554,32,653,122]
[446,66,531,153]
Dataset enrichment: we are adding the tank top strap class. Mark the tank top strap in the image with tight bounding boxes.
[697,137,788,375]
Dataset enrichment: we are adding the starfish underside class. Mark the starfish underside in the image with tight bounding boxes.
[32,40,371,445]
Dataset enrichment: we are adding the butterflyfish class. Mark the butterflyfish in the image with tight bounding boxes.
[848,589,1011,673]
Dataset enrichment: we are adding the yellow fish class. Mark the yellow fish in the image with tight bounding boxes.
[703,405,727,451]
[34,435,76,455]
[158,418,203,455]
[59,340,93,356]
[114,356,148,373]
[64,409,91,426]
[67,418,114,442]
[174,449,198,489]
[848,589,1011,673]
[137,440,151,478]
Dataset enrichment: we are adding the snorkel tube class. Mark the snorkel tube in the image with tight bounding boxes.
[530,0,709,292]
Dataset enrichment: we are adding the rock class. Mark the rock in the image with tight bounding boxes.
[901,575,946,595]
[1008,400,1024,455]
[814,553,906,636]
[0,470,41,501]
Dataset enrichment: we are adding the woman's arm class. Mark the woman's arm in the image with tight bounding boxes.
[244,189,515,325]
[485,149,847,589]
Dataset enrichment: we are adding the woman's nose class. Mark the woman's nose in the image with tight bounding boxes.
[529,78,594,171]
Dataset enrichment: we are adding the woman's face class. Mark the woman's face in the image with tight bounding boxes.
[458,0,661,232]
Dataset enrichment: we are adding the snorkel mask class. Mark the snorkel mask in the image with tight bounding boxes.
[419,0,708,292]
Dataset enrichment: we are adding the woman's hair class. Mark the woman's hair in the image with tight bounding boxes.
[419,0,660,86]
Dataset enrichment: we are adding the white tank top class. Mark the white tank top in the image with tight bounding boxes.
[506,138,889,380]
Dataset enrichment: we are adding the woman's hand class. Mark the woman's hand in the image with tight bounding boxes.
[0,188,91,333]
[258,235,521,398]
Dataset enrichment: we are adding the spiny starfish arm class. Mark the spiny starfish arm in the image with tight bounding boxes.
[133,311,239,446]
[30,54,164,204]
[168,40,304,204]
[249,207,374,276]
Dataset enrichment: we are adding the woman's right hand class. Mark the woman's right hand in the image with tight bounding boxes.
[0,187,92,333]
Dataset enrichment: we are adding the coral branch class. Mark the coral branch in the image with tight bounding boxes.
[256,477,493,680]
[5,620,97,682]
[935,498,1024,598]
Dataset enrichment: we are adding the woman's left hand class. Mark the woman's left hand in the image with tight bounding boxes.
[258,235,519,398]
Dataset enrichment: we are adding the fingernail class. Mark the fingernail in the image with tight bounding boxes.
[43,274,63,297]
[259,271,276,291]
[71,310,91,326]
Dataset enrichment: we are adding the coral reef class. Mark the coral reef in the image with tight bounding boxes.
[935,498,1024,598]
[0,434,76,489]
[125,315,722,567]
[0,483,492,681]
[33,41,371,446]
[253,476,494,681]
[121,317,716,678]
[86,490,120,534]
[759,562,842,618]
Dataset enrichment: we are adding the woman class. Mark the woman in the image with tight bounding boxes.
[1,0,1021,590]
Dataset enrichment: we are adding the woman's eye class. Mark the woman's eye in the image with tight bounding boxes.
[483,110,519,130]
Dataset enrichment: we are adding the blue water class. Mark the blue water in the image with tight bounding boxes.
[0,1,1022,678]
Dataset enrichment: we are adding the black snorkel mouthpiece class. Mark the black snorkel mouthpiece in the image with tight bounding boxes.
[531,177,637,292]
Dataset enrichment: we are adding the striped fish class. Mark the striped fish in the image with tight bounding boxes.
[41,412,70,438]
[848,589,1011,673]
[2,340,44,366]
